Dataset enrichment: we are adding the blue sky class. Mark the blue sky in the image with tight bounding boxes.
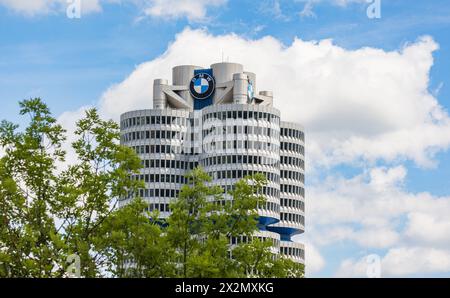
[1,0,450,277]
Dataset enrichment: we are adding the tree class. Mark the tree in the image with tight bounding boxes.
[0,99,144,277]
[0,99,66,277]
[96,198,175,277]
[165,167,305,278]
[51,108,144,277]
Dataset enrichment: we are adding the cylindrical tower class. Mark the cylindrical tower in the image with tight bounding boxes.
[232,73,249,104]
[172,65,202,107]
[121,62,305,266]
[153,79,168,109]
[200,104,282,250]
[120,109,190,218]
[211,62,244,104]
[267,121,305,263]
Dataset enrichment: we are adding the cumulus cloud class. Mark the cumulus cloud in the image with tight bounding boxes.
[405,212,450,247]
[0,0,104,16]
[308,166,450,229]
[296,0,369,19]
[301,240,326,274]
[140,0,227,22]
[98,28,450,168]
[299,1,316,18]
[0,0,227,20]
[336,247,450,277]
[308,165,450,276]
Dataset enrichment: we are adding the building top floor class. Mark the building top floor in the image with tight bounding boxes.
[153,62,274,111]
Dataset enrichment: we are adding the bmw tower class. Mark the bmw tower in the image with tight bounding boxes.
[120,62,305,264]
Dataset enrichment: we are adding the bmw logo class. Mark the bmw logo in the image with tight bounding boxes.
[189,73,215,100]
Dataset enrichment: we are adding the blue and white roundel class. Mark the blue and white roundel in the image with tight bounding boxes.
[194,77,209,94]
[189,73,215,100]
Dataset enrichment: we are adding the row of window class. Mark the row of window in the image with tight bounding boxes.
[205,140,279,152]
[203,125,278,138]
[128,188,181,199]
[280,246,304,259]
[280,213,305,225]
[146,203,170,212]
[122,110,283,130]
[280,184,305,197]
[211,169,280,185]
[258,201,280,213]
[281,155,305,170]
[122,130,182,142]
[280,142,305,155]
[130,141,280,156]
[132,144,176,155]
[122,126,284,144]
[135,194,300,215]
[141,158,189,170]
[281,170,305,183]
[280,127,304,141]
[132,173,187,184]
[213,199,281,213]
[135,193,280,214]
[129,180,281,208]
[121,115,188,129]
[203,110,279,123]
[230,235,280,249]
[281,198,305,211]
[201,154,279,168]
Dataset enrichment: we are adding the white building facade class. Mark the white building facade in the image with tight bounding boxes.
[120,62,305,264]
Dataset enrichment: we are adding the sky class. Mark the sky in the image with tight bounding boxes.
[1,0,450,278]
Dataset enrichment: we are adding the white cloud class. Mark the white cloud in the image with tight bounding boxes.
[305,242,326,274]
[308,165,450,276]
[308,166,450,229]
[336,247,450,277]
[405,212,450,247]
[335,257,369,277]
[306,225,399,249]
[296,0,369,19]
[259,0,290,21]
[140,0,227,22]
[98,28,450,168]
[299,1,316,18]
[56,105,92,171]
[356,228,400,248]
[0,0,103,16]
[0,0,227,20]
[382,247,450,276]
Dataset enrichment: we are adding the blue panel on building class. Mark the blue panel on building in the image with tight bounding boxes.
[193,68,214,110]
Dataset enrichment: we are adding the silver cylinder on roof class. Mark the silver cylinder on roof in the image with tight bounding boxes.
[233,73,249,104]
[210,62,243,83]
[172,65,202,108]
[153,79,168,109]
[211,62,244,104]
